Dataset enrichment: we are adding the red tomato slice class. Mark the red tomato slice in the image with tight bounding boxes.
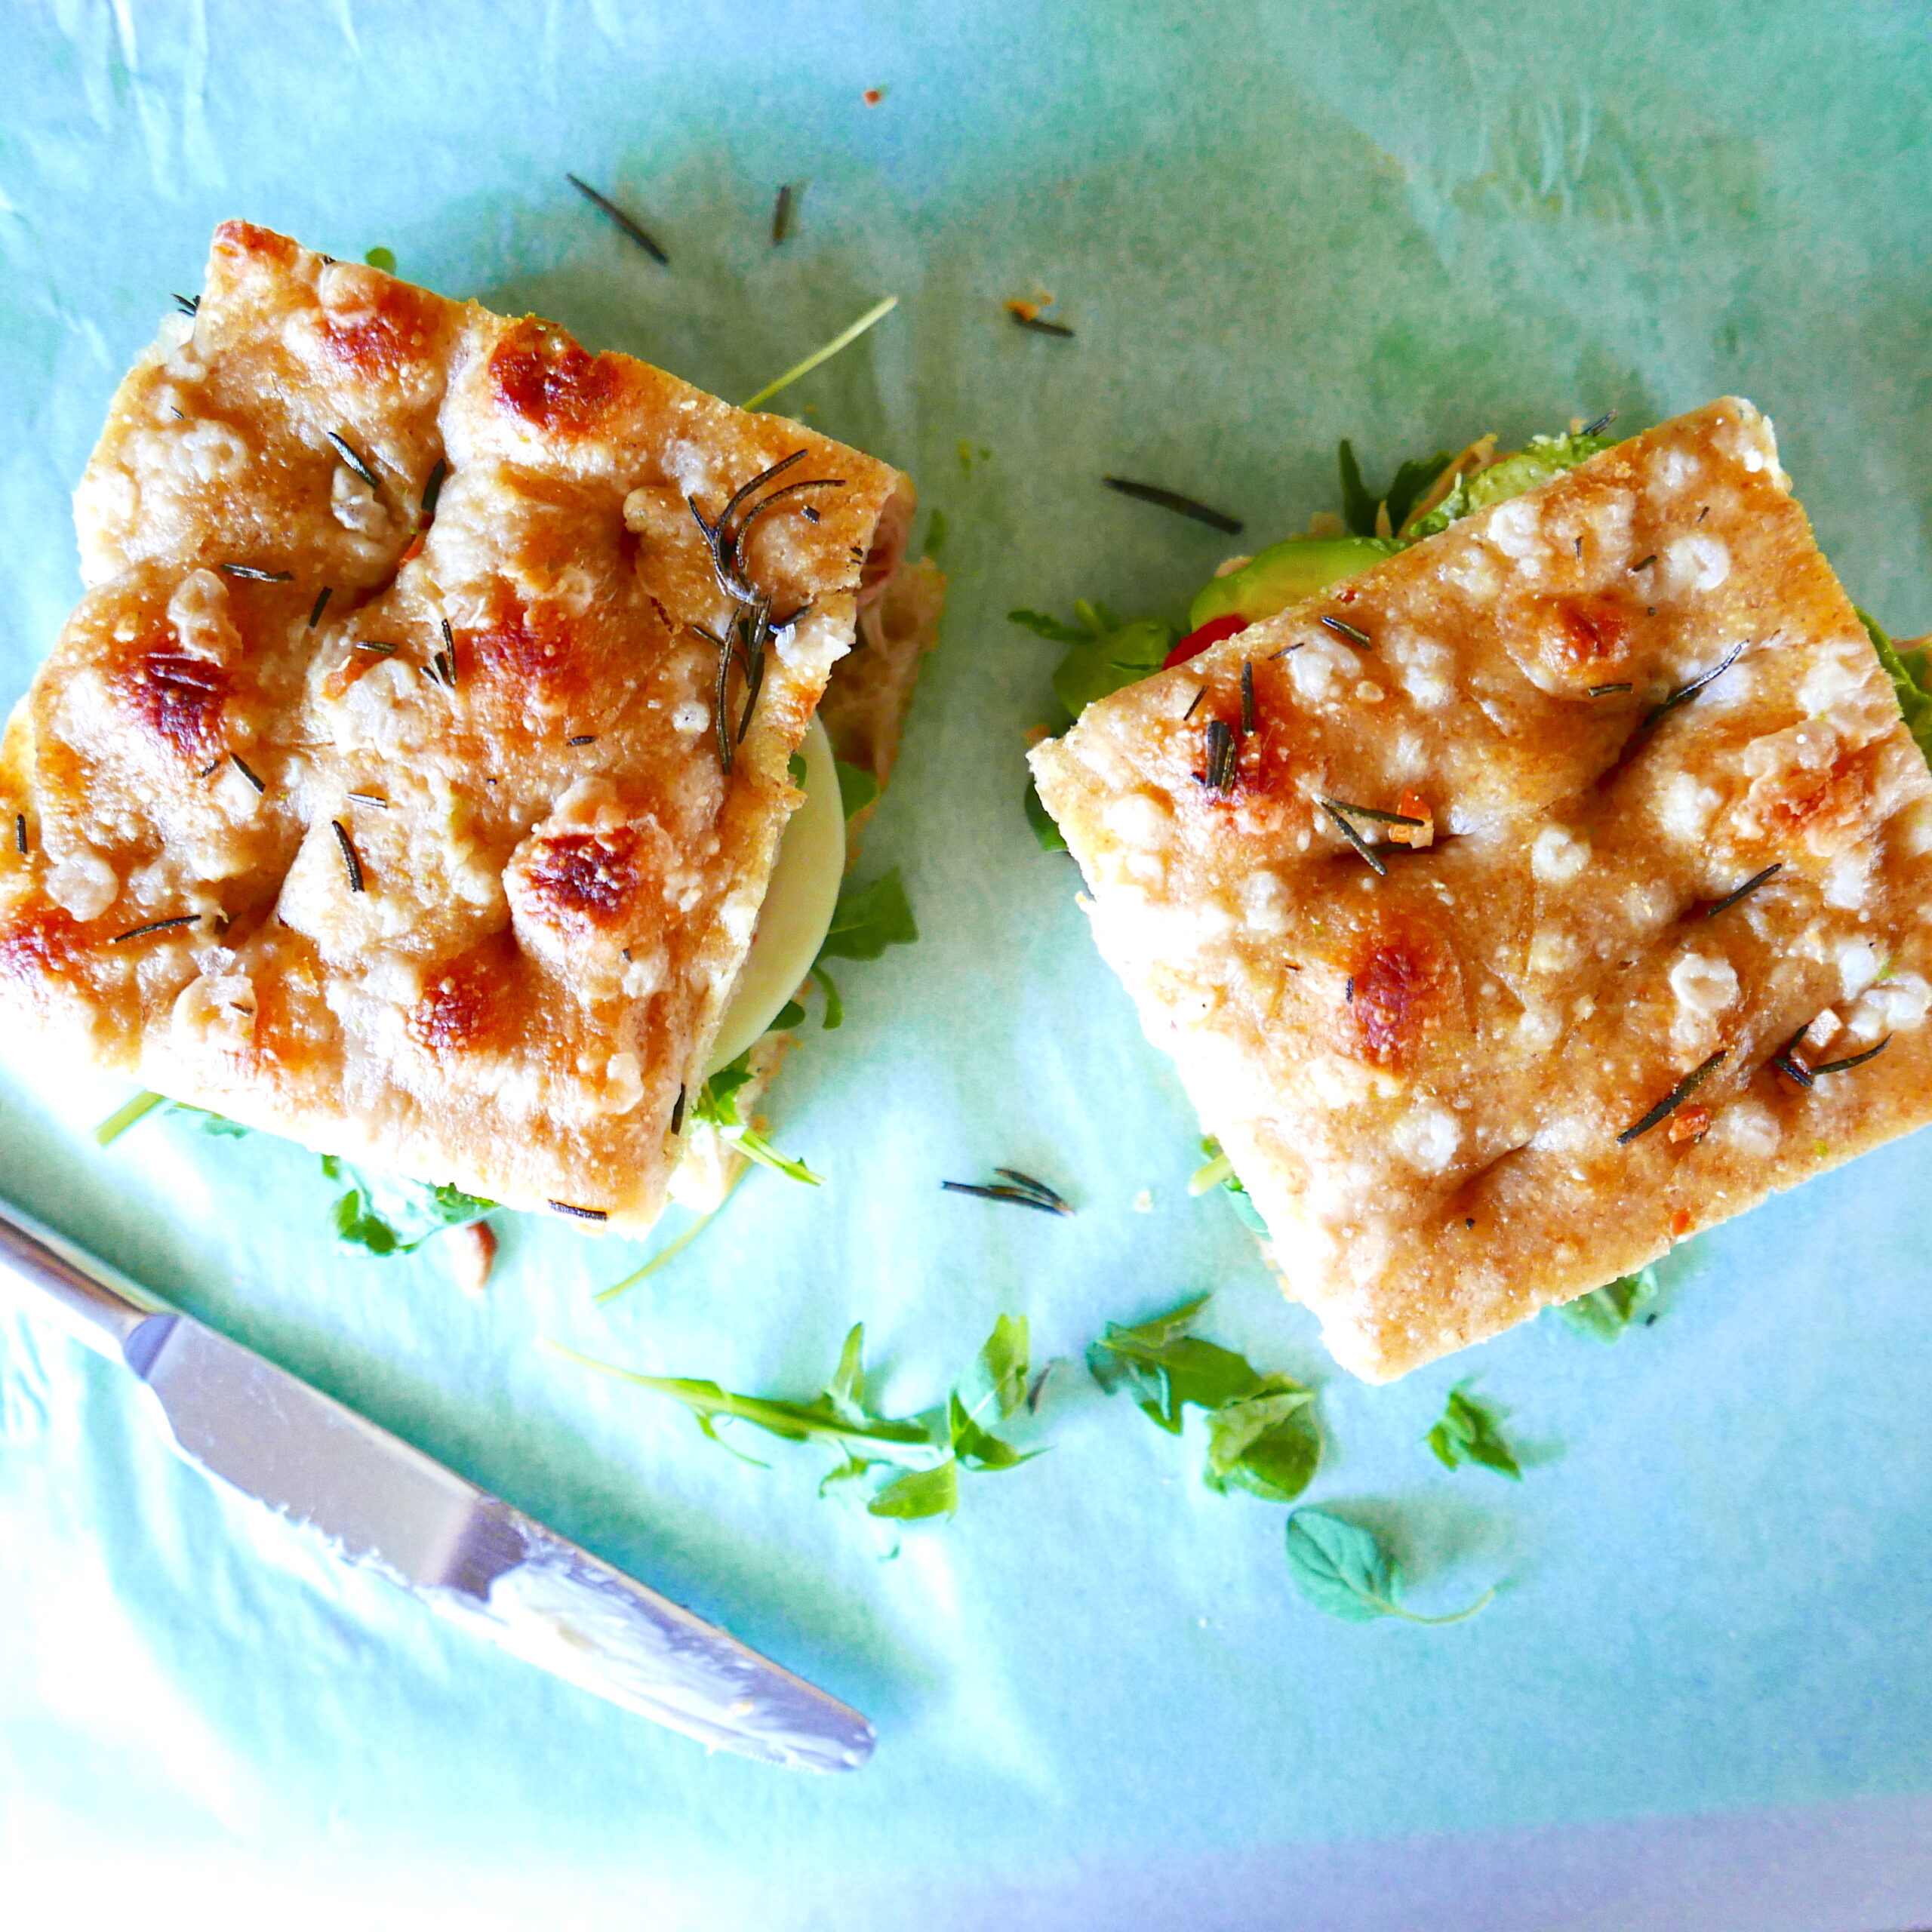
[1162,613,1247,669]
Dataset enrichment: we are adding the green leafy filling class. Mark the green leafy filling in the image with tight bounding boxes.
[817,866,918,961]
[1858,607,1932,772]
[693,1050,822,1186]
[1087,1294,1320,1504]
[1284,1508,1494,1626]
[319,1155,494,1257]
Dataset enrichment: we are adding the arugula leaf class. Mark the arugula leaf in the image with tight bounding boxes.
[1409,430,1614,540]
[1337,438,1377,537]
[1025,775,1068,852]
[1426,1384,1522,1480]
[321,1155,494,1257]
[948,1391,1038,1472]
[835,757,881,820]
[817,867,918,961]
[694,1051,823,1186]
[1088,1294,1262,1432]
[923,508,949,558]
[787,751,808,787]
[1284,1509,1494,1626]
[543,1324,932,1458]
[1859,608,1932,772]
[867,1458,959,1520]
[1555,1266,1660,1340]
[1338,441,1454,539]
[979,1312,1030,1419]
[1051,615,1176,718]
[1204,1377,1320,1503]
[811,964,844,1029]
[1384,449,1455,534]
[771,998,806,1030]
[1008,608,1091,645]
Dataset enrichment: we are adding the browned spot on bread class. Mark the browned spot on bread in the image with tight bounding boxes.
[463,592,577,691]
[522,826,645,926]
[490,319,622,435]
[408,935,516,1053]
[211,220,300,270]
[118,645,227,761]
[0,904,85,991]
[1346,919,1454,1067]
[1555,595,1634,671]
[1751,741,1878,852]
[322,281,437,383]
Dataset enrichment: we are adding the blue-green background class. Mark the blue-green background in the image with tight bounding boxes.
[2,4,1930,1926]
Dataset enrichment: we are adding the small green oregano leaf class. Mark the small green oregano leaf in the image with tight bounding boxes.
[1555,1267,1659,1340]
[1204,1378,1320,1503]
[868,1458,960,1520]
[979,1312,1031,1419]
[1284,1509,1494,1626]
[1426,1385,1522,1480]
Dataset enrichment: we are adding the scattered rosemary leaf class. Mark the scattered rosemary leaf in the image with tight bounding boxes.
[670,1084,687,1133]
[219,563,293,583]
[565,172,669,264]
[1183,687,1205,721]
[1808,1035,1892,1077]
[326,430,380,490]
[1013,312,1075,339]
[330,818,365,894]
[1241,660,1257,734]
[941,1180,1068,1216]
[1617,1048,1727,1145]
[172,293,200,316]
[1102,477,1242,535]
[548,1200,609,1223]
[229,753,266,795]
[195,758,223,779]
[741,294,899,411]
[1703,862,1782,920]
[772,182,797,245]
[1321,798,1424,828]
[420,457,448,518]
[308,587,333,629]
[1583,409,1617,436]
[1644,644,1743,733]
[108,914,202,945]
[1588,682,1633,697]
[1285,1509,1494,1626]
[1202,719,1237,794]
[1320,614,1373,649]
[352,639,397,655]
[1320,800,1388,876]
[345,791,389,808]
[1632,554,1658,571]
[1426,1385,1522,1479]
[568,734,597,746]
[13,813,25,856]
[995,1168,1068,1211]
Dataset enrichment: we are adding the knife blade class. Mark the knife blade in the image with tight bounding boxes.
[0,1195,873,1773]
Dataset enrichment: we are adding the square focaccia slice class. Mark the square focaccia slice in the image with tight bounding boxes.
[1032,398,1932,1381]
[0,220,920,1235]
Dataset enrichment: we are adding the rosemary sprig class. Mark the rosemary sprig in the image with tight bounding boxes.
[995,1168,1069,1209]
[1320,615,1373,649]
[1643,644,1743,734]
[740,294,898,411]
[1617,1048,1728,1146]
[109,914,202,945]
[1807,1035,1892,1078]
[172,293,199,316]
[942,1177,1072,1216]
[1702,862,1781,920]
[548,1199,611,1222]
[330,819,365,894]
[1319,799,1389,875]
[326,430,380,491]
[219,564,293,583]
[565,173,669,264]
[1101,478,1242,534]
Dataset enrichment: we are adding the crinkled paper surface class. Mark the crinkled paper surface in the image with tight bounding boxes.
[3,5,1931,1928]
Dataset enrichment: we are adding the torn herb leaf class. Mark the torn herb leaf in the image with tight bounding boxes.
[948,1392,1036,1472]
[835,758,880,820]
[811,964,844,1029]
[1087,1294,1262,1433]
[1008,608,1092,645]
[1051,614,1177,718]
[867,1458,959,1520]
[771,999,806,1030]
[321,1156,494,1256]
[1203,1377,1320,1503]
[363,246,397,272]
[817,867,917,961]
[692,1051,822,1185]
[1426,1385,1522,1480]
[978,1312,1031,1420]
[1284,1509,1494,1625]
[1555,1267,1660,1340]
[1026,776,1069,852]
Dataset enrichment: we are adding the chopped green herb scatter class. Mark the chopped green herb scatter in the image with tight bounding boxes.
[1555,1266,1660,1340]
[1284,1509,1494,1625]
[1426,1384,1522,1480]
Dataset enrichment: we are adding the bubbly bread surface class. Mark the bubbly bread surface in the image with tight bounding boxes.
[1032,399,1932,1380]
[0,220,915,1232]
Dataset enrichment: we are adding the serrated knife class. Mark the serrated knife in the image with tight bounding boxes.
[0,1195,873,1773]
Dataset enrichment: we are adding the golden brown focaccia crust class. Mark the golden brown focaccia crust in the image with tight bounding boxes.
[1032,398,1932,1380]
[0,220,918,1234]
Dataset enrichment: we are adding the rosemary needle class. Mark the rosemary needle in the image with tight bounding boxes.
[565,173,669,264]
[1102,477,1242,535]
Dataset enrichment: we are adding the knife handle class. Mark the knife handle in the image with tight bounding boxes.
[0,1203,159,1362]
